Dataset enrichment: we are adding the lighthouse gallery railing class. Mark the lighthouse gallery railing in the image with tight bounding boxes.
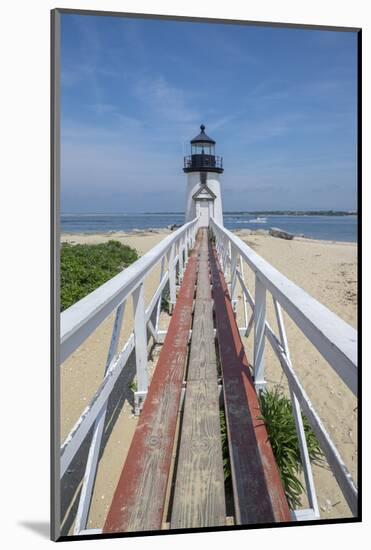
[60,218,198,535]
[209,217,357,521]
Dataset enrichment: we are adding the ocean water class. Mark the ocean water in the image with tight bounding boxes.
[61,213,358,243]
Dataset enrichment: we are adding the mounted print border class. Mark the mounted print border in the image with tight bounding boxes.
[51,8,361,542]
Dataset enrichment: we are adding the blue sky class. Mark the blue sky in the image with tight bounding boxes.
[60,14,358,212]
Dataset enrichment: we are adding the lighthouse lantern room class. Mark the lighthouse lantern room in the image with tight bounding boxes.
[183,124,224,228]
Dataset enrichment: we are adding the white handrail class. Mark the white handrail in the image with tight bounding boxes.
[61,219,198,363]
[210,218,357,395]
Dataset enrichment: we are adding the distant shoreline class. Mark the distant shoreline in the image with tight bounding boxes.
[226,211,357,216]
[61,213,357,243]
[61,228,357,246]
[62,211,357,217]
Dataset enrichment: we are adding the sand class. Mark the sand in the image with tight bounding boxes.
[60,229,357,533]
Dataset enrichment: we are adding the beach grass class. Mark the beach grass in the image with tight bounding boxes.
[258,387,324,509]
[60,240,138,311]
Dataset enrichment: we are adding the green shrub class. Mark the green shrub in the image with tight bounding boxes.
[129,381,137,393]
[258,387,324,509]
[161,283,171,314]
[60,240,138,311]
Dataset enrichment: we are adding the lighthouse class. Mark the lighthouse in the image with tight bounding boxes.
[183,124,224,228]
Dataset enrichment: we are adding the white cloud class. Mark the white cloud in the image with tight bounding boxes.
[134,75,200,127]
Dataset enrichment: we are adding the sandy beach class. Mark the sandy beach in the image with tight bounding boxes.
[60,229,357,533]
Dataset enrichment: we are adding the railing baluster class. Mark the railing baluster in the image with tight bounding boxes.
[178,234,184,282]
[155,257,165,335]
[214,228,220,257]
[254,275,267,392]
[221,234,228,275]
[219,233,224,264]
[184,230,189,265]
[230,245,238,313]
[273,298,319,518]
[133,282,148,415]
[239,255,249,332]
[227,240,232,280]
[73,301,126,534]
[245,311,255,338]
[167,243,176,313]
[218,232,223,268]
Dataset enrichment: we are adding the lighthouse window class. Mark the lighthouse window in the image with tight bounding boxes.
[192,144,214,155]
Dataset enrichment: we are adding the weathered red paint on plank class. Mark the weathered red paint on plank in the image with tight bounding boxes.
[102,236,201,534]
[209,243,291,525]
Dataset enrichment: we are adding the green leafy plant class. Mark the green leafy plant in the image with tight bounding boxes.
[258,387,324,509]
[60,240,138,311]
[161,283,171,314]
[129,381,137,393]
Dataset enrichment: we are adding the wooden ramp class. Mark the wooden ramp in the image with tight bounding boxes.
[170,230,226,529]
[103,228,290,535]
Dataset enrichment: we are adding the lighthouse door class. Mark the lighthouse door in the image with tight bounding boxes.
[196,200,211,227]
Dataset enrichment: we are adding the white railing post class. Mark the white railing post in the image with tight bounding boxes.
[184,230,189,265]
[221,234,228,274]
[226,240,232,281]
[214,227,219,257]
[155,257,165,335]
[178,234,184,282]
[73,301,125,534]
[217,230,222,267]
[273,298,320,518]
[191,226,195,248]
[254,275,267,392]
[167,243,176,313]
[239,255,249,332]
[230,245,238,313]
[133,282,148,415]
[218,232,223,263]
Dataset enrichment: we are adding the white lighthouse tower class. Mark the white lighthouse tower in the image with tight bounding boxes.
[183,124,224,228]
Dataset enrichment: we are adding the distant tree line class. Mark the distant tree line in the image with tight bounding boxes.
[224,210,357,216]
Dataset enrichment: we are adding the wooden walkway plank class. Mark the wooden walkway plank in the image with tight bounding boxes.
[171,229,226,529]
[187,300,216,381]
[170,378,226,529]
[193,268,210,300]
[209,241,292,525]
[102,238,200,534]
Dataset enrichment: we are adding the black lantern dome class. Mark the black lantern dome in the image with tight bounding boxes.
[191,124,215,146]
[184,124,223,173]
